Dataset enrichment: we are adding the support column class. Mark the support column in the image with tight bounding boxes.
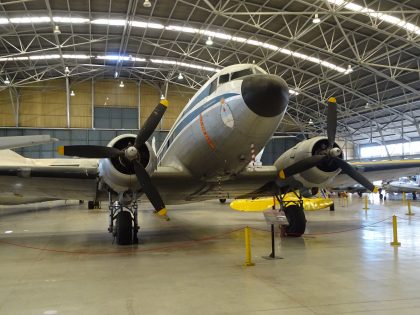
[91,78,95,129]
[137,80,141,129]
[15,88,20,127]
[65,76,71,128]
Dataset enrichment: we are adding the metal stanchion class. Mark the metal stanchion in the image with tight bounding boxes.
[390,215,401,246]
[406,200,415,216]
[363,195,369,210]
[244,226,255,266]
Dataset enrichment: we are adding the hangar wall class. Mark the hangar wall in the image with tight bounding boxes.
[0,78,192,130]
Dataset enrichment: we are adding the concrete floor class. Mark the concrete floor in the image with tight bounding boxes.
[1,194,420,315]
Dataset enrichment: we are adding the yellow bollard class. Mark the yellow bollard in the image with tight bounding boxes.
[363,195,369,210]
[402,192,406,205]
[406,200,415,216]
[390,215,401,246]
[244,226,255,266]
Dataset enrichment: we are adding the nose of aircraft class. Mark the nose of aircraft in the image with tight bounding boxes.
[241,74,289,117]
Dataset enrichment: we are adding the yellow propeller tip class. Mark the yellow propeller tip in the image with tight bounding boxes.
[373,186,379,193]
[160,99,169,107]
[156,208,167,217]
[279,169,286,180]
[57,146,64,155]
[328,97,336,103]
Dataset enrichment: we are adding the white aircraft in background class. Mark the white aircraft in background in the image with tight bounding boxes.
[382,177,420,200]
[2,63,420,245]
[0,135,57,150]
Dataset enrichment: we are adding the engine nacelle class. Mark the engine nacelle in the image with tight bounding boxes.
[274,136,342,188]
[98,134,157,193]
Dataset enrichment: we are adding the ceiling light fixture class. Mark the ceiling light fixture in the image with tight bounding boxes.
[143,0,151,8]
[205,36,213,45]
[114,71,119,78]
[4,77,10,84]
[119,81,125,88]
[64,66,70,74]
[308,119,314,125]
[53,25,61,34]
[365,103,370,109]
[313,13,321,24]
[160,94,165,100]
[70,90,75,96]
[177,73,184,80]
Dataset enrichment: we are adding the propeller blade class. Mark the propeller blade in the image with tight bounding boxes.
[135,99,169,148]
[279,155,328,179]
[327,97,337,148]
[133,161,169,220]
[333,158,377,192]
[58,145,123,158]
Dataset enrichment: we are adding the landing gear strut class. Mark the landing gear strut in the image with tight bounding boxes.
[274,190,307,237]
[107,192,139,245]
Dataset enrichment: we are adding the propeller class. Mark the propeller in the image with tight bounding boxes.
[58,99,170,219]
[278,97,377,192]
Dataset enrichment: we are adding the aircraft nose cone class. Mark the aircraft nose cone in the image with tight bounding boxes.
[241,74,289,117]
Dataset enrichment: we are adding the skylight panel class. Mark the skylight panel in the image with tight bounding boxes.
[53,17,89,24]
[327,0,420,35]
[0,18,8,24]
[91,19,126,26]
[10,16,50,23]
[131,21,164,29]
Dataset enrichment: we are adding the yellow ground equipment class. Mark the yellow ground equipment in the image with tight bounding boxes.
[230,193,333,212]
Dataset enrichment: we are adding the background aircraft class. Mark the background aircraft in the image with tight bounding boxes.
[2,64,420,245]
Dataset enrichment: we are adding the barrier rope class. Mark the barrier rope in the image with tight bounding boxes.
[1,214,419,255]
[251,217,394,236]
[0,226,245,255]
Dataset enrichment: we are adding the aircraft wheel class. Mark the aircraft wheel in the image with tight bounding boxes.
[357,191,363,198]
[379,193,384,200]
[115,211,133,245]
[219,198,226,204]
[88,201,94,210]
[413,192,417,200]
[330,203,335,211]
[283,205,307,237]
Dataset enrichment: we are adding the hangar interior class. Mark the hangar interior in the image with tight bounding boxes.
[1,0,420,314]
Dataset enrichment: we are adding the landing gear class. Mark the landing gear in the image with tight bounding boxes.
[108,192,139,245]
[357,191,363,198]
[115,211,133,245]
[413,192,417,200]
[219,198,226,203]
[274,191,307,237]
[88,200,101,210]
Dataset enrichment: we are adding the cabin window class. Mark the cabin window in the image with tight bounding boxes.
[219,74,230,84]
[209,79,218,94]
[231,69,253,80]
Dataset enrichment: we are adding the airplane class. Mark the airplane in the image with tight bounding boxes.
[382,177,420,200]
[2,63,420,245]
[0,135,57,150]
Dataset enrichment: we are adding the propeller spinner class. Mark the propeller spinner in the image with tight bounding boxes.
[58,99,170,219]
[278,97,378,192]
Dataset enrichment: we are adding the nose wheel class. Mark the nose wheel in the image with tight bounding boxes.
[108,193,139,245]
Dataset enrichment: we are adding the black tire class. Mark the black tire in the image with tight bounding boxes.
[357,191,363,198]
[219,198,226,203]
[115,211,133,245]
[413,192,417,200]
[88,201,94,210]
[379,193,383,200]
[283,204,306,237]
[330,203,335,211]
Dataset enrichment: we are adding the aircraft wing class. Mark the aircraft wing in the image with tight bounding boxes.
[332,160,420,187]
[0,135,58,150]
[0,150,99,204]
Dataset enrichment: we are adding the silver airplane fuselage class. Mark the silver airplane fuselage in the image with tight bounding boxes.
[158,64,288,182]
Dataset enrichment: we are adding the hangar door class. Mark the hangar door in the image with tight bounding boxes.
[94,106,138,129]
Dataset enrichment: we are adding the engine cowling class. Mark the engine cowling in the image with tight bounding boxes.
[274,136,343,188]
[98,134,157,193]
